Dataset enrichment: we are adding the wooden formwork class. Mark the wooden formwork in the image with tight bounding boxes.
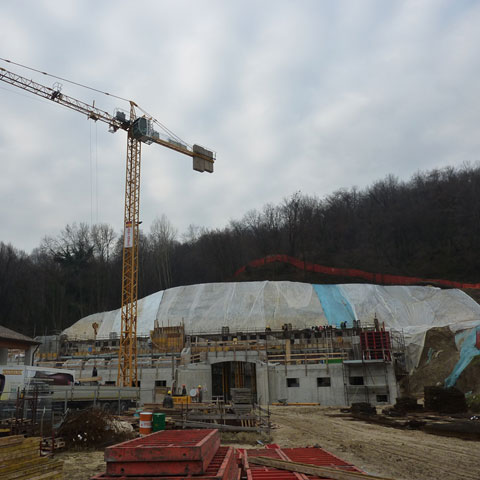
[0,435,63,480]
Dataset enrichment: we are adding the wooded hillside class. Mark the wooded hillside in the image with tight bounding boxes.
[2,164,480,336]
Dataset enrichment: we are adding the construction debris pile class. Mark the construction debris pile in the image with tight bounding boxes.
[58,407,134,449]
[0,435,63,480]
[344,390,480,441]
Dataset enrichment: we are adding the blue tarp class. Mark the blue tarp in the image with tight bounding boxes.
[313,285,356,327]
[445,325,480,388]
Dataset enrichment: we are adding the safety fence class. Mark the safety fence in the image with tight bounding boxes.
[234,254,480,289]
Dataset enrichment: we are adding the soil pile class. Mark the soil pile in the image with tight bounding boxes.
[405,326,459,395]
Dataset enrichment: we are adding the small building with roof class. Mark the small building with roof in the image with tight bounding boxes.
[0,325,40,366]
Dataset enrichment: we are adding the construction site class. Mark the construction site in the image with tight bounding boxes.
[1,280,480,479]
[1,8,480,477]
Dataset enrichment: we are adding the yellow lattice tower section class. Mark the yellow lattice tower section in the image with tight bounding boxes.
[118,103,141,387]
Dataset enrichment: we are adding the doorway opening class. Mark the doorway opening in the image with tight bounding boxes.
[211,361,257,402]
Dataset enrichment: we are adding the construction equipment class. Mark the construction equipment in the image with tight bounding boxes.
[0,62,215,387]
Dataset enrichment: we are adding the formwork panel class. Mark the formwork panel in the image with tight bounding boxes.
[244,446,363,480]
[281,447,362,472]
[93,446,237,480]
[105,429,219,462]
[243,448,302,480]
[104,429,220,476]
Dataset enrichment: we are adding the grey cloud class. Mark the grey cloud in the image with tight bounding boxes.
[1,0,480,251]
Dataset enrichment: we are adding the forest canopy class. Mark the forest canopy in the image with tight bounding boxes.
[2,164,480,336]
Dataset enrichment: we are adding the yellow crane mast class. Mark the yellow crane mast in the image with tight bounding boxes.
[0,64,215,387]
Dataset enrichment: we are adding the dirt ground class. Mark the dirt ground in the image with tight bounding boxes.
[57,449,105,480]
[270,406,480,480]
[59,406,480,480]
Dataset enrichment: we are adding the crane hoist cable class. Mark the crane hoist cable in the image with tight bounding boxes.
[0,56,131,103]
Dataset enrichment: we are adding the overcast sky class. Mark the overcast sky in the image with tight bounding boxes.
[1,0,480,253]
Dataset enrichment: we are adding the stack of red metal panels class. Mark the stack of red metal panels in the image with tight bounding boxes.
[242,445,364,480]
[91,429,240,480]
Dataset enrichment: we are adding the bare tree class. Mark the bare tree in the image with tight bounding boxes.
[149,215,177,290]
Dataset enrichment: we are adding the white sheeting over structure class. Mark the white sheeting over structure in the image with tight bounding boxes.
[62,281,480,368]
[341,285,480,368]
[157,282,323,334]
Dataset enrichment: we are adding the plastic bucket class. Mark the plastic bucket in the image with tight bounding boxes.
[139,411,153,435]
[152,412,166,432]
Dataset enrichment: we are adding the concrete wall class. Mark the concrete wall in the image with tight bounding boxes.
[268,363,347,406]
[96,357,398,407]
[177,363,212,399]
[343,361,398,405]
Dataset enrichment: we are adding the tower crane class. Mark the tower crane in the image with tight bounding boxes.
[0,63,215,387]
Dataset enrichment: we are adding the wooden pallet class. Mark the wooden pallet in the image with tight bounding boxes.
[41,437,66,448]
[41,437,66,453]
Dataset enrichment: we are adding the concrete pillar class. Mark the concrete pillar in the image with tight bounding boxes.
[285,339,291,364]
[24,346,36,366]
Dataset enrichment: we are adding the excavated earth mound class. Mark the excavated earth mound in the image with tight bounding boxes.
[403,327,460,395]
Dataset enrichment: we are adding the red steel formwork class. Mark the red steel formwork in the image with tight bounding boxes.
[243,448,302,480]
[92,446,239,480]
[243,446,364,480]
[360,331,392,361]
[281,448,363,474]
[104,429,220,476]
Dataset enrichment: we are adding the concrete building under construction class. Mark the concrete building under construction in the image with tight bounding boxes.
[31,281,480,406]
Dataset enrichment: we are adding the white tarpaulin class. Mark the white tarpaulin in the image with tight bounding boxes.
[156,281,324,333]
[63,281,480,368]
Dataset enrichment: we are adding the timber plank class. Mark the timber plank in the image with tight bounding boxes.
[0,450,39,463]
[0,442,39,457]
[0,436,24,447]
[0,459,63,479]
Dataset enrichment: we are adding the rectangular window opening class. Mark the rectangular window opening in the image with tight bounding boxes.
[349,376,364,385]
[287,378,300,388]
[376,394,388,403]
[317,377,331,387]
[155,380,167,387]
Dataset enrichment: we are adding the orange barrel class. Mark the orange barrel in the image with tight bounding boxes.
[139,411,153,435]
